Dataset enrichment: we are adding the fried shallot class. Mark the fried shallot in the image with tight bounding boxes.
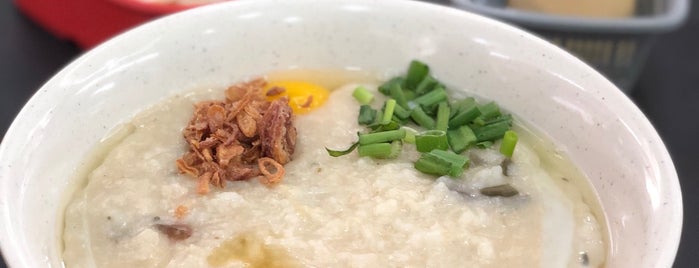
[176,78,296,194]
[258,157,285,186]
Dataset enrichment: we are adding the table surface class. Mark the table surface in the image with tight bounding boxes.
[1,1,697,267]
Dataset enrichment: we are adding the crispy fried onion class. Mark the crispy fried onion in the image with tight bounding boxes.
[258,157,285,186]
[176,78,296,194]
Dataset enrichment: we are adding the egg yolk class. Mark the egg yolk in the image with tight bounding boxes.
[264,80,330,114]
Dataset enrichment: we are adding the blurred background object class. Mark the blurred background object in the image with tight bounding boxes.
[0,0,697,267]
[14,0,225,48]
[451,0,689,91]
[507,0,637,18]
[15,0,689,90]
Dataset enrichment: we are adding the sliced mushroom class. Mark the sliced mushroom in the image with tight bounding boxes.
[155,223,193,241]
[480,184,519,197]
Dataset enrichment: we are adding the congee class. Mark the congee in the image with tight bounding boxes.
[62,62,607,267]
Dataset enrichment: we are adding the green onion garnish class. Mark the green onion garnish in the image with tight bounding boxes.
[392,115,407,125]
[449,103,481,128]
[381,99,397,125]
[402,127,418,144]
[473,121,510,142]
[358,143,394,158]
[414,149,469,177]
[450,97,476,118]
[330,60,519,178]
[373,109,383,125]
[389,83,409,108]
[414,152,451,176]
[415,130,448,153]
[393,104,412,120]
[435,102,450,131]
[405,60,430,90]
[358,105,376,125]
[403,90,416,101]
[475,114,513,127]
[447,125,477,153]
[413,86,448,109]
[387,140,402,159]
[410,106,436,129]
[476,141,494,148]
[371,120,401,132]
[359,129,406,145]
[477,101,501,121]
[352,86,374,104]
[415,75,438,96]
[378,77,404,96]
[499,130,518,158]
[429,149,470,177]
[357,140,403,159]
[326,141,360,157]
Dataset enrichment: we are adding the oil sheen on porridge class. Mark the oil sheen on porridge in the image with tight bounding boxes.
[62,81,606,267]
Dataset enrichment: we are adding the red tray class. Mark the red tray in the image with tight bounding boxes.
[15,0,208,49]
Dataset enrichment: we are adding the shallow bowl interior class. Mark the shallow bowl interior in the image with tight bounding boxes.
[0,0,681,267]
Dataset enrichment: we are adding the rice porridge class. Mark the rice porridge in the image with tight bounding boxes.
[62,80,606,267]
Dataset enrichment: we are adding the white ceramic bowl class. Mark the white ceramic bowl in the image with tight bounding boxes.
[0,0,682,267]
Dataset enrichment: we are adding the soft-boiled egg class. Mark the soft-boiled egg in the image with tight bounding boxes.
[264,80,330,114]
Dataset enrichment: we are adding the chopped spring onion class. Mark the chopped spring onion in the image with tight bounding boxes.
[405,60,430,90]
[414,149,469,177]
[472,117,486,126]
[415,75,438,95]
[391,115,407,125]
[429,149,470,177]
[477,101,501,121]
[499,130,518,158]
[352,86,374,104]
[450,97,476,118]
[414,152,451,176]
[435,102,450,131]
[381,99,397,125]
[449,104,481,128]
[474,114,513,127]
[473,121,510,142]
[326,141,359,157]
[358,143,393,158]
[358,105,376,125]
[388,140,403,159]
[393,104,412,120]
[331,60,518,178]
[415,130,448,153]
[413,86,448,109]
[389,83,409,108]
[358,129,406,145]
[410,106,436,129]
[371,120,401,132]
[402,127,418,144]
[447,125,477,153]
[378,77,404,96]
[403,90,416,101]
[373,109,383,125]
[476,141,493,148]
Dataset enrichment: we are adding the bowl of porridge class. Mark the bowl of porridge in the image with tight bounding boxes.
[0,0,682,267]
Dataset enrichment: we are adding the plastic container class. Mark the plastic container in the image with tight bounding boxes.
[450,0,690,90]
